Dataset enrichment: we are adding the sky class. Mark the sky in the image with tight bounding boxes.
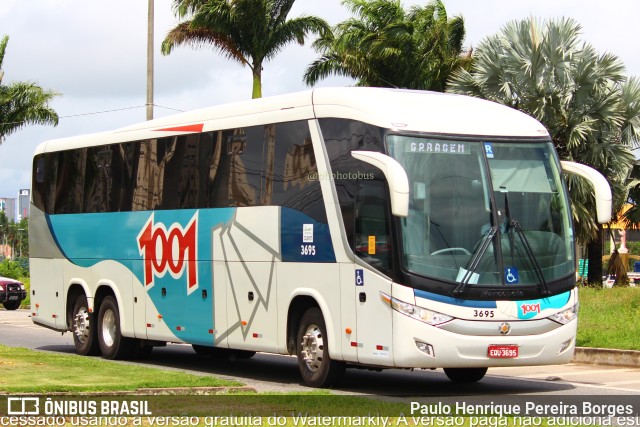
[1,0,639,202]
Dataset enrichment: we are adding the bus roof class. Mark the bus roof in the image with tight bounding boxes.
[35,87,549,155]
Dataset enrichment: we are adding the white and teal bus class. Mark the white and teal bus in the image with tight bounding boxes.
[30,88,611,387]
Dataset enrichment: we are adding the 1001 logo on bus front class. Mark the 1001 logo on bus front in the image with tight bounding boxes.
[137,212,199,294]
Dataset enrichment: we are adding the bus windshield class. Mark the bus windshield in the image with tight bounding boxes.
[387,135,574,288]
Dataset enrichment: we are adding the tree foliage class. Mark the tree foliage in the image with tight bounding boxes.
[162,0,330,98]
[0,35,58,144]
[447,17,640,258]
[0,212,28,260]
[304,0,468,91]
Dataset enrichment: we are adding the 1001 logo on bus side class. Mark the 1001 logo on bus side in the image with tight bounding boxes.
[137,212,199,295]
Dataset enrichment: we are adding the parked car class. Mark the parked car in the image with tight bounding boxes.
[0,276,26,310]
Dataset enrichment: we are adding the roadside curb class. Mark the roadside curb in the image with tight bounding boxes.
[573,347,640,367]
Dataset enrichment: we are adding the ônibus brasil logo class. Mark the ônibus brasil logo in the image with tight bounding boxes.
[137,212,199,295]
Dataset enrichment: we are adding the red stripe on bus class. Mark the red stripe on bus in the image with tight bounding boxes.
[153,124,204,133]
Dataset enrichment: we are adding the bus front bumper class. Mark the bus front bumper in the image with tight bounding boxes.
[391,311,577,368]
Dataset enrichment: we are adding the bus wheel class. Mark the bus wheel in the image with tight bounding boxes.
[443,367,488,383]
[71,295,100,356]
[97,296,134,359]
[296,307,345,388]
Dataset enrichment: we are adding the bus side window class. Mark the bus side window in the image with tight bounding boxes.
[32,156,46,212]
[354,180,392,275]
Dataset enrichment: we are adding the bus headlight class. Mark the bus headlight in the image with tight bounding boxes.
[381,292,453,326]
[547,303,578,325]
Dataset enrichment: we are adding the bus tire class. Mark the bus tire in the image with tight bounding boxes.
[71,294,100,356]
[97,296,135,359]
[443,367,488,383]
[296,307,345,388]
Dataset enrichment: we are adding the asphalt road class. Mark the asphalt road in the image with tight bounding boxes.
[2,309,640,398]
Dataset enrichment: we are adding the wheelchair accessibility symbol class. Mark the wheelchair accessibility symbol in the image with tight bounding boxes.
[505,267,519,284]
[355,269,364,286]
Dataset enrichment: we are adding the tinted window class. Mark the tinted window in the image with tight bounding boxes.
[32,155,46,211]
[270,121,326,223]
[35,120,326,220]
[320,118,385,164]
[355,180,392,274]
[54,149,86,214]
[321,118,385,235]
[84,146,113,213]
[321,118,390,271]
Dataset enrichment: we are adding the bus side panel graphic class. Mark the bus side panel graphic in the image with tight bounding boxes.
[46,206,334,346]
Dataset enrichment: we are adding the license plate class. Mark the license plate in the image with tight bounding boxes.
[8,296,18,300]
[488,344,518,358]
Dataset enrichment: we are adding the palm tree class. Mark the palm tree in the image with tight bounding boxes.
[447,17,640,283]
[161,0,330,99]
[615,77,640,224]
[0,211,8,258]
[0,36,58,144]
[304,0,468,91]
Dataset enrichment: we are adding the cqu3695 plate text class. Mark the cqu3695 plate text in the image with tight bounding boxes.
[488,344,518,358]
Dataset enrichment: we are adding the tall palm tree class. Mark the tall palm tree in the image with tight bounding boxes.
[0,36,58,144]
[161,0,330,99]
[304,0,468,91]
[0,211,8,257]
[447,17,640,283]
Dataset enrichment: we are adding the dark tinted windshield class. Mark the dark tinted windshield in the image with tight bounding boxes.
[387,136,574,288]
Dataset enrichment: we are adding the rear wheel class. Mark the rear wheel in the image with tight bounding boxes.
[97,296,135,359]
[443,367,488,383]
[296,307,345,388]
[71,295,100,355]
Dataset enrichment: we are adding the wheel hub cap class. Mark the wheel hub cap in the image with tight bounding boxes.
[74,308,90,343]
[301,324,324,372]
[102,309,116,348]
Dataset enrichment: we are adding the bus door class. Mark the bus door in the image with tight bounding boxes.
[352,180,394,366]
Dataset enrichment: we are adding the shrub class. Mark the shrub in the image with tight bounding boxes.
[0,259,28,279]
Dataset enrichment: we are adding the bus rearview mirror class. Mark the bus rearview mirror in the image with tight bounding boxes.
[351,151,409,217]
[560,160,612,224]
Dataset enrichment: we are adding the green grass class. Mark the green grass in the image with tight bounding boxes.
[0,345,241,393]
[577,286,640,350]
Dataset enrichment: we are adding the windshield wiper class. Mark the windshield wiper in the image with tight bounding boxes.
[453,226,498,296]
[511,221,551,296]
[503,190,551,296]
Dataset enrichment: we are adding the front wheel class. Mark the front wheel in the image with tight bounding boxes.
[2,300,20,310]
[296,307,345,388]
[97,296,135,359]
[443,367,488,383]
